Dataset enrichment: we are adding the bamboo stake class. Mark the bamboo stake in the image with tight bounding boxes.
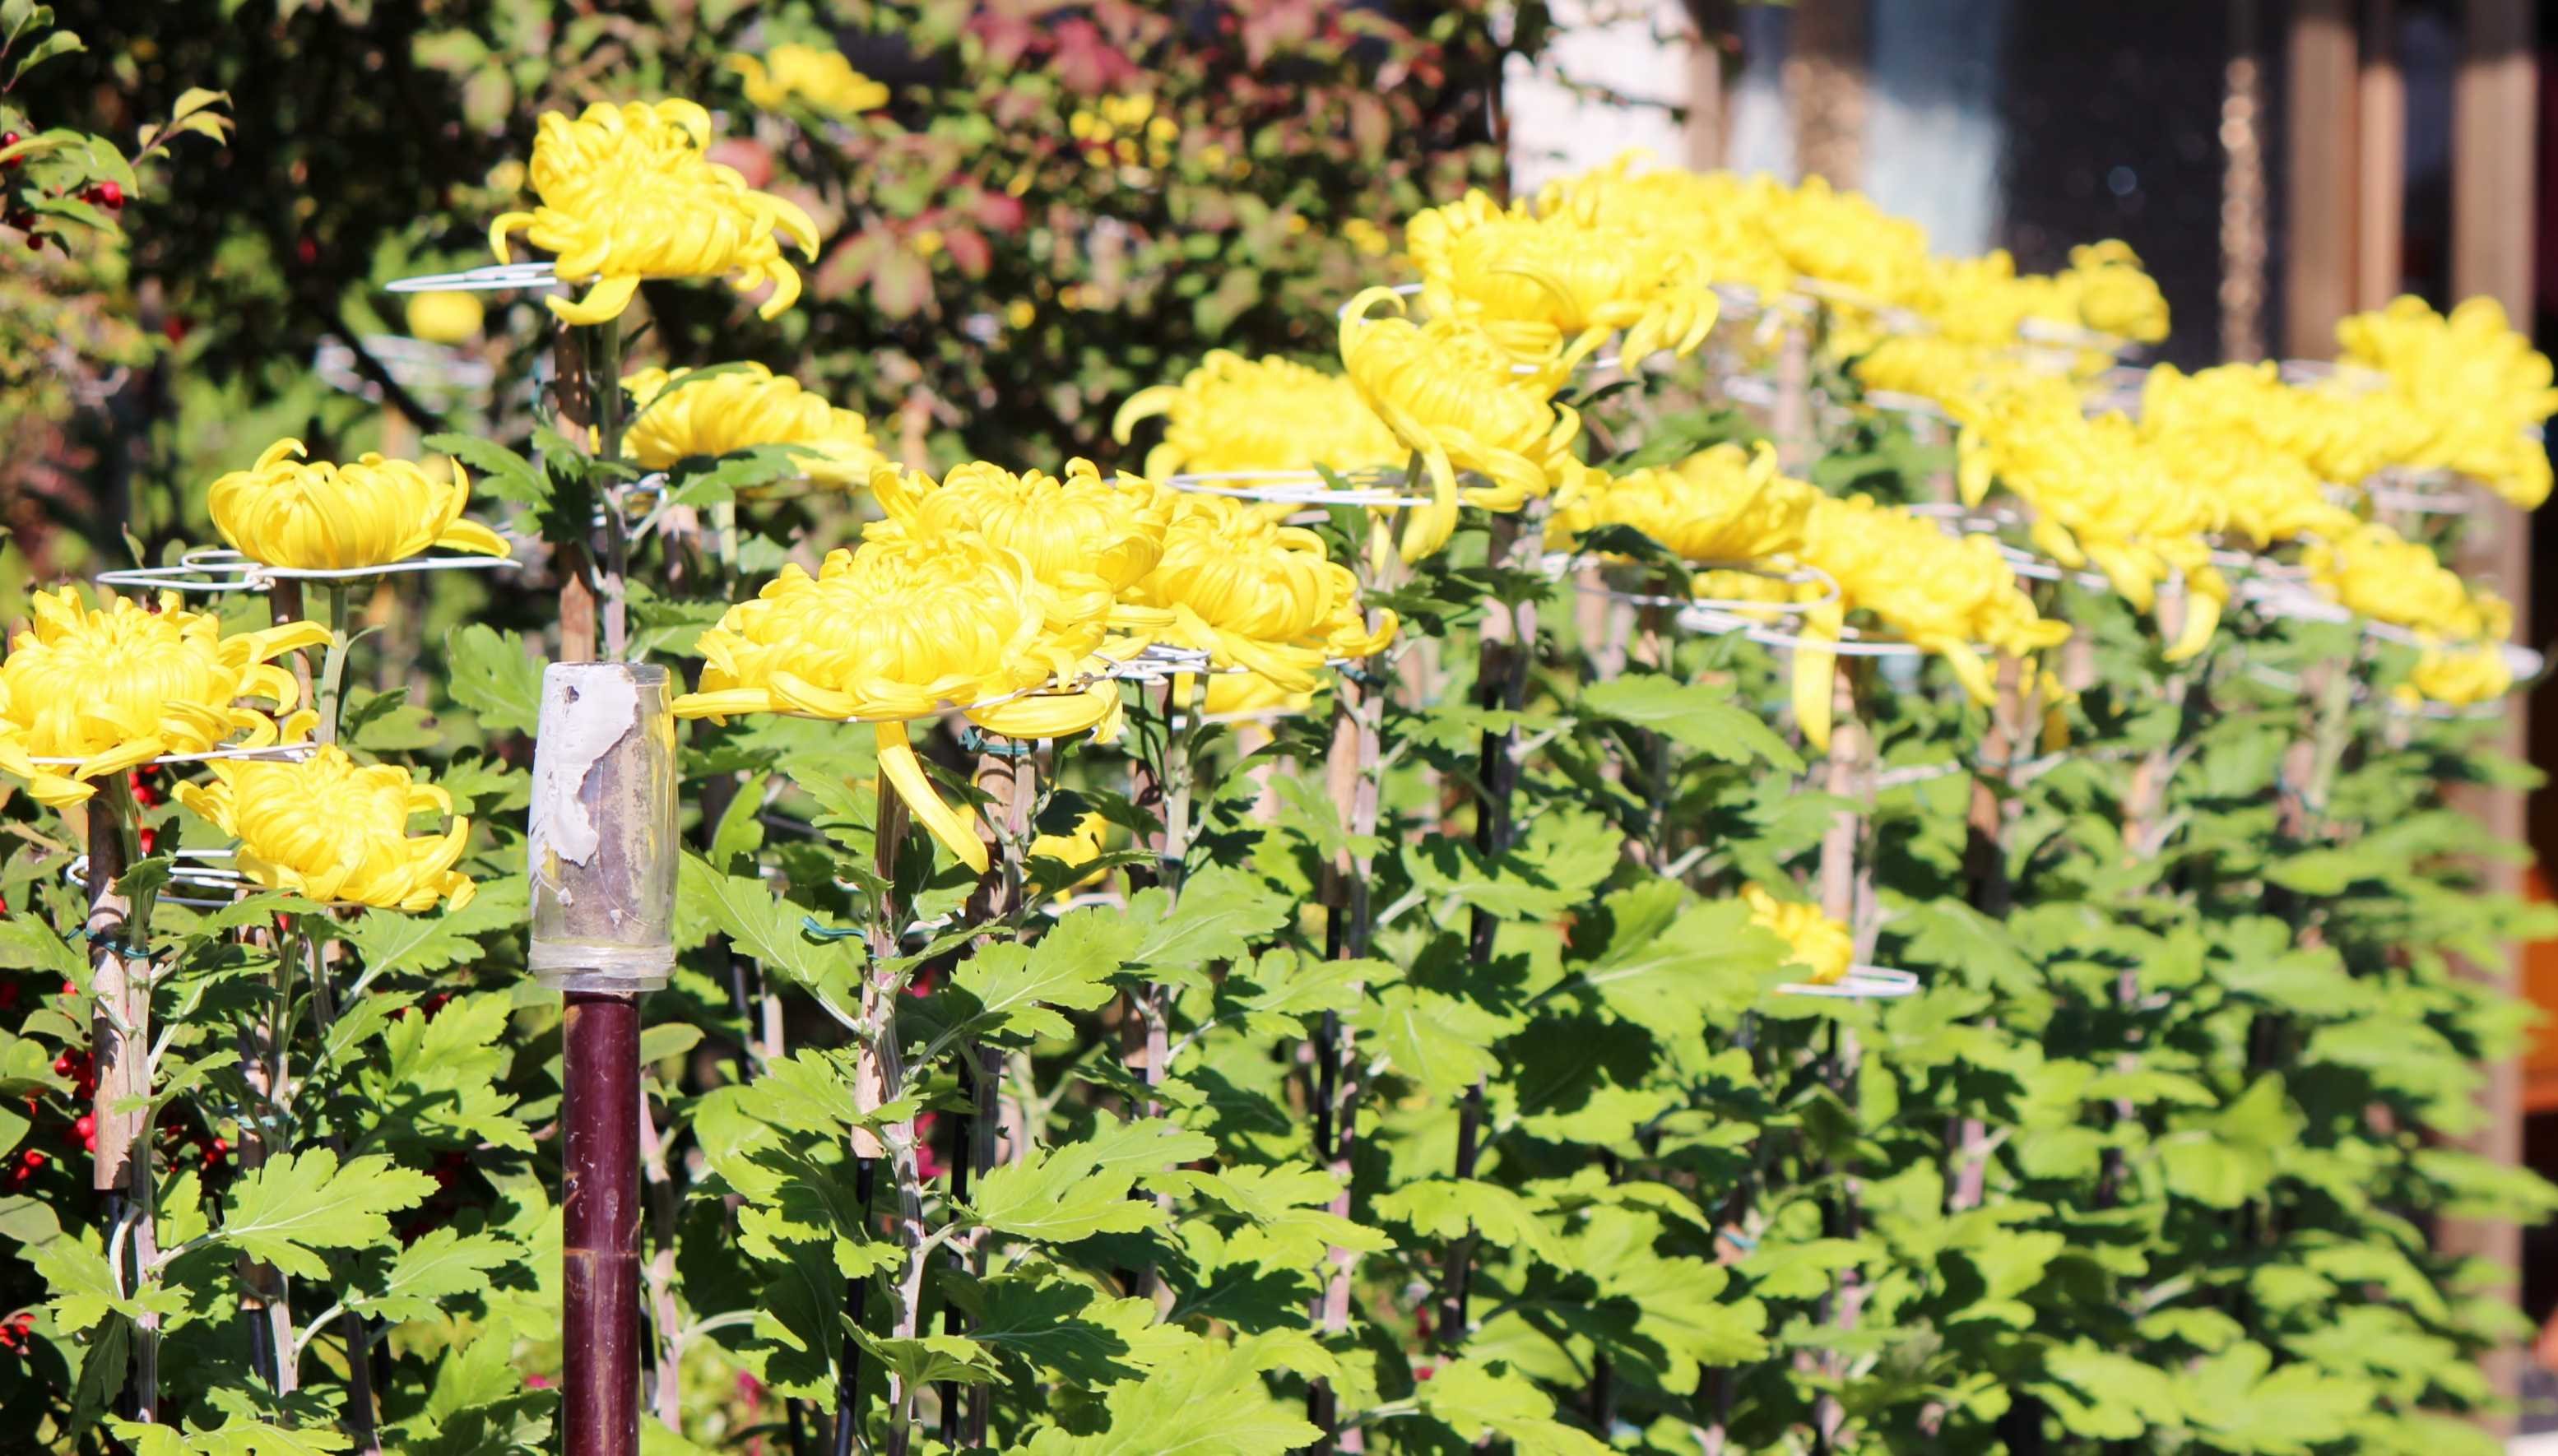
[86,781,156,1421]
[531,663,679,1456]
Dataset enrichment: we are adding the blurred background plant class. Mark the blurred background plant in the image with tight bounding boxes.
[8,0,1544,602]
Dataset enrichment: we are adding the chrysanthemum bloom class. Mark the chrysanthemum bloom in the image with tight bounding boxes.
[0,589,327,809]
[490,99,819,326]
[1339,288,1586,562]
[1406,188,1719,369]
[2054,241,2170,345]
[2402,642,2513,707]
[1129,495,1396,691]
[675,536,1122,873]
[2305,522,2511,646]
[1790,495,2070,751]
[866,458,1173,600]
[1741,883,1851,987]
[2337,295,2558,508]
[1954,383,2226,661]
[727,44,889,118]
[404,290,484,345]
[2134,365,2361,549]
[1536,154,1794,303]
[622,364,882,488]
[1549,442,1815,565]
[176,731,475,912]
[1111,351,1403,480]
[207,439,509,572]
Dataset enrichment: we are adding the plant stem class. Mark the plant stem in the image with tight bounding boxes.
[1311,638,1385,1453]
[1438,511,1538,1350]
[314,582,351,747]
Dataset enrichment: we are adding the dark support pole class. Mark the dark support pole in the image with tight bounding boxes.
[562,991,641,1456]
[530,661,676,1456]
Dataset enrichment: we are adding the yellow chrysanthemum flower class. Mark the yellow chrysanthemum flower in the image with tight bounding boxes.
[2337,294,2558,508]
[490,99,820,326]
[1406,188,1719,369]
[675,536,1121,874]
[1129,494,1397,690]
[727,44,889,118]
[2305,522,2510,645]
[403,290,484,345]
[1111,351,1403,480]
[0,589,327,809]
[1953,383,2227,660]
[1791,495,2070,751]
[2133,364,2362,549]
[176,736,475,912]
[1742,883,1851,987]
[207,439,509,572]
[2399,642,2514,708]
[2056,240,2170,345]
[866,458,1173,598]
[1548,441,1814,564]
[1339,287,1585,561]
[622,364,882,488]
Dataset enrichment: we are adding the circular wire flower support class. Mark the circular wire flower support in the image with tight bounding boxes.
[95,547,521,597]
[1549,554,1845,638]
[67,847,249,910]
[385,261,568,294]
[1163,468,1437,511]
[310,335,497,404]
[1780,964,1921,999]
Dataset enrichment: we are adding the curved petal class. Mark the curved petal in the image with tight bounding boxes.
[875,720,988,875]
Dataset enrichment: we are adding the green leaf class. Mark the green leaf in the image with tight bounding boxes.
[1737,1236,1871,1300]
[424,434,545,512]
[1129,863,1293,971]
[953,1264,1191,1384]
[680,855,862,1001]
[1581,675,1805,774]
[1011,1333,1325,1456]
[848,1328,999,1388]
[219,1148,437,1279]
[1373,1178,1562,1267]
[951,907,1136,1041]
[1416,1358,1613,1455]
[968,1138,1170,1245]
[9,28,80,87]
[443,624,544,735]
[353,1227,518,1324]
[1349,984,1504,1100]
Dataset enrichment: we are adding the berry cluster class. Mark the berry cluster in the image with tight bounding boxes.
[0,1310,36,1355]
[2,131,128,253]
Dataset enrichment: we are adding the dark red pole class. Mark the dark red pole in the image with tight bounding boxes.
[563,990,641,1456]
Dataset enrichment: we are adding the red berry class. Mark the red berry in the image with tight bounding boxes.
[50,1056,69,1077]
[1,132,18,169]
[23,233,39,252]
[137,828,156,856]
[73,1115,93,1138]
[21,1151,43,1170]
[80,1134,93,1152]
[89,181,122,210]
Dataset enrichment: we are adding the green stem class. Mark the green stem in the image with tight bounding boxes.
[313,583,351,748]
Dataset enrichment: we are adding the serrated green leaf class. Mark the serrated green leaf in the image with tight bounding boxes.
[218,1148,435,1280]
